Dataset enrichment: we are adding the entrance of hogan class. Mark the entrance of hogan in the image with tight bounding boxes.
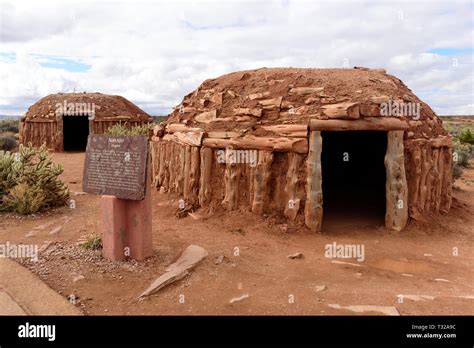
[63,115,89,151]
[306,119,409,232]
[321,131,387,232]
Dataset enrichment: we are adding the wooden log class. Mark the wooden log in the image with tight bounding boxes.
[188,146,200,204]
[162,131,204,146]
[207,131,240,139]
[150,142,159,187]
[284,153,303,221]
[310,118,409,131]
[24,119,55,123]
[418,146,430,212]
[199,147,213,207]
[248,159,256,206]
[177,145,185,194]
[56,116,64,151]
[233,108,262,117]
[428,149,437,213]
[370,95,390,104]
[360,103,381,117]
[202,135,308,154]
[156,142,165,187]
[304,131,323,232]
[153,124,165,137]
[248,92,270,100]
[289,87,324,95]
[221,158,241,210]
[425,149,435,212]
[408,120,423,127]
[407,147,422,218]
[433,148,442,212]
[183,145,191,199]
[166,124,204,133]
[321,102,360,119]
[211,116,254,122]
[258,97,283,109]
[384,131,408,231]
[251,150,273,214]
[261,125,308,138]
[431,136,453,148]
[195,110,217,123]
[168,143,176,193]
[162,142,171,190]
[440,147,452,213]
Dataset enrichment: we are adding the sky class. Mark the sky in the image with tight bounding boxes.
[0,0,473,116]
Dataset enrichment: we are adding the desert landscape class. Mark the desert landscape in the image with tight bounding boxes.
[0,116,472,315]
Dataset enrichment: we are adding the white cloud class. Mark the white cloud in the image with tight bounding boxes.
[0,0,472,115]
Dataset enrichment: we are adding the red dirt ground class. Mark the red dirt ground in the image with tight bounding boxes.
[0,153,472,315]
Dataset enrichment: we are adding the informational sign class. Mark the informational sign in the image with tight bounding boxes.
[82,135,149,200]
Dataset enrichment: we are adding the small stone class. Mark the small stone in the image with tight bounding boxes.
[49,226,62,235]
[74,191,87,196]
[230,294,250,304]
[434,278,450,283]
[73,275,85,282]
[315,285,326,292]
[214,255,225,265]
[287,252,303,259]
[424,253,433,257]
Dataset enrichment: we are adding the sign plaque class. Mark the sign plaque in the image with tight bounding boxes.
[83,135,149,200]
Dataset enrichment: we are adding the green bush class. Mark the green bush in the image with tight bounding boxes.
[105,123,154,136]
[0,143,70,214]
[458,128,474,145]
[80,234,102,250]
[0,134,17,151]
[0,120,19,134]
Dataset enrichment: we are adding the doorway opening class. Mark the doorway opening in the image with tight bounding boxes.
[321,131,387,231]
[63,116,89,151]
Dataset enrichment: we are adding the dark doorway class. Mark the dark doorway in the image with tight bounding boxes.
[63,116,89,151]
[321,131,387,231]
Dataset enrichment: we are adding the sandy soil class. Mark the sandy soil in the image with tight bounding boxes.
[0,152,472,316]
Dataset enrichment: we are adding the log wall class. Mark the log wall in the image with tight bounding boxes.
[405,136,452,217]
[20,119,147,151]
[150,124,453,232]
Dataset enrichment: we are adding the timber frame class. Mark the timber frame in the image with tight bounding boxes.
[151,117,453,233]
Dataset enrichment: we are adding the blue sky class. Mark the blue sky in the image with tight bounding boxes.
[0,0,473,116]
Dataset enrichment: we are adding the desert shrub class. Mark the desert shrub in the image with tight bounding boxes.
[458,128,474,145]
[153,116,167,123]
[453,164,463,180]
[0,143,70,214]
[2,183,45,214]
[455,150,470,167]
[0,134,17,151]
[105,123,154,136]
[452,141,471,180]
[0,119,19,134]
[80,234,102,250]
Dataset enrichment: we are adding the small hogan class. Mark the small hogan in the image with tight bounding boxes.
[149,67,453,232]
[20,92,152,151]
